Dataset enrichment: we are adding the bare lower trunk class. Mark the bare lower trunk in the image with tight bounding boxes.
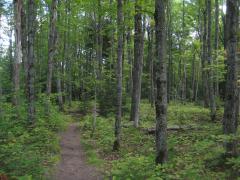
[46,0,58,112]
[202,9,209,107]
[13,0,22,108]
[56,62,64,111]
[27,0,36,124]
[206,0,216,121]
[155,0,168,164]
[214,0,219,97]
[147,25,155,106]
[91,85,97,137]
[0,82,2,117]
[130,1,144,128]
[223,0,239,157]
[113,0,123,151]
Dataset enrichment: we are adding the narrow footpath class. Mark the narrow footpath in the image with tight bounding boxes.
[53,121,103,180]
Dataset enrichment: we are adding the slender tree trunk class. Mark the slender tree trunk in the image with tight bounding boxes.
[155,0,168,164]
[13,0,22,108]
[206,0,216,121]
[0,81,2,118]
[181,0,186,101]
[147,25,155,106]
[202,9,209,107]
[21,5,28,95]
[167,1,173,102]
[56,62,64,111]
[223,0,239,157]
[46,0,58,111]
[56,0,63,111]
[126,27,132,95]
[214,0,219,97]
[113,0,123,151]
[27,0,36,124]
[8,29,13,86]
[96,0,103,79]
[130,1,144,127]
[191,52,196,101]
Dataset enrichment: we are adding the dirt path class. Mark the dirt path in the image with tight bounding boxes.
[53,122,103,180]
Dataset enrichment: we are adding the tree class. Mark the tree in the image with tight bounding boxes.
[155,0,168,164]
[223,0,239,157]
[113,0,123,151]
[46,0,58,112]
[13,0,22,108]
[26,0,36,124]
[130,0,144,127]
[206,0,216,121]
[214,0,219,96]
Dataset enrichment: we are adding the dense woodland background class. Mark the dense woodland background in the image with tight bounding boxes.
[0,0,239,179]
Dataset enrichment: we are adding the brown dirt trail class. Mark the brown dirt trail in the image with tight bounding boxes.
[53,122,103,180]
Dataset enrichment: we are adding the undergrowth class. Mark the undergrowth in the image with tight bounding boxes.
[0,99,69,179]
[77,100,239,180]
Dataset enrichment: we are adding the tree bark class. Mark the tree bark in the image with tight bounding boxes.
[46,0,58,110]
[130,1,144,127]
[56,62,64,111]
[21,4,28,95]
[155,0,168,164]
[147,25,155,106]
[27,0,36,124]
[13,0,22,108]
[206,0,216,121]
[214,0,219,97]
[113,0,123,151]
[223,0,239,157]
[96,0,103,79]
[202,9,209,107]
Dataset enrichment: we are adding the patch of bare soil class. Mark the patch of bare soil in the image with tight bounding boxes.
[53,122,103,180]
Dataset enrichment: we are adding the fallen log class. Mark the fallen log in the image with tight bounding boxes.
[143,125,202,135]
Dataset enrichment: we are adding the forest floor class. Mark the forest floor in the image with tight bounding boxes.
[53,112,103,180]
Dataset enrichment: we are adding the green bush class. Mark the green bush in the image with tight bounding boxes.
[0,100,68,179]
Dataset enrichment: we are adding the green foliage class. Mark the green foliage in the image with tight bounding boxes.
[0,100,68,179]
[78,101,238,179]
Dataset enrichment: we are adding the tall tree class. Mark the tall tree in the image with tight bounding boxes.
[113,0,123,151]
[26,0,36,124]
[130,0,144,127]
[13,0,22,108]
[56,0,63,111]
[46,0,58,111]
[223,0,239,157]
[206,0,216,121]
[155,0,168,164]
[214,0,219,96]
[202,7,209,107]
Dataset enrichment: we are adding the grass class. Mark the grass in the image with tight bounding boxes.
[77,100,239,179]
[0,101,70,180]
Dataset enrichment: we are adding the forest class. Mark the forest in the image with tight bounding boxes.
[0,0,239,179]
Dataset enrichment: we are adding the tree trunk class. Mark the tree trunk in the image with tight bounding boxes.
[46,0,58,111]
[126,27,132,95]
[181,0,186,101]
[147,25,155,106]
[223,0,239,157]
[21,5,28,95]
[202,9,209,107]
[27,0,36,124]
[56,62,64,111]
[206,0,216,121]
[154,0,168,164]
[113,0,123,151]
[96,0,103,79]
[130,1,144,128]
[214,0,219,97]
[13,0,22,108]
